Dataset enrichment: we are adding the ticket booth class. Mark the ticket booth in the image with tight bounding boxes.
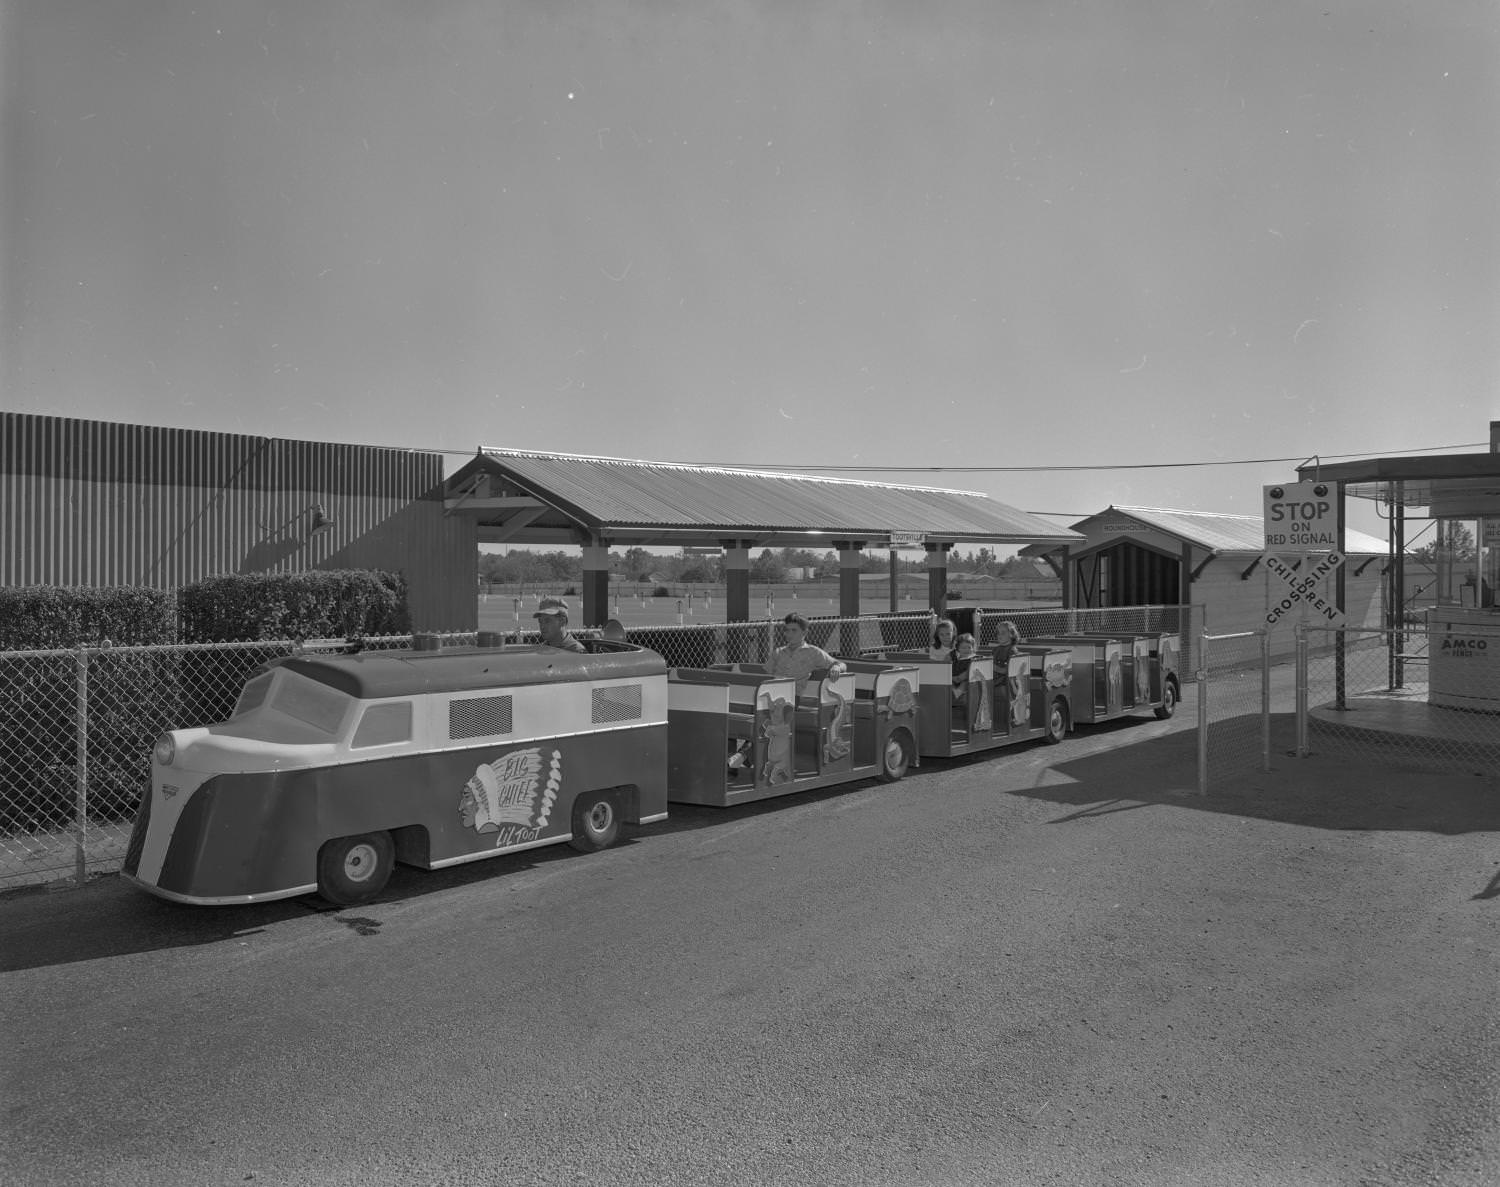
[1427,514,1500,711]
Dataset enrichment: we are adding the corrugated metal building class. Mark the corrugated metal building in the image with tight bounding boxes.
[2,413,476,631]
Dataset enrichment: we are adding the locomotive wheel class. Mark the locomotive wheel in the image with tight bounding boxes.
[1044,698,1070,745]
[878,730,913,783]
[1154,679,1178,720]
[568,789,621,853]
[317,831,394,906]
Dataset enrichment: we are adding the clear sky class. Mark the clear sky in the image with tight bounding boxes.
[3,0,1496,544]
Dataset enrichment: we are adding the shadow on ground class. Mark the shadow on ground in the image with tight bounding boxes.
[1026,713,1500,836]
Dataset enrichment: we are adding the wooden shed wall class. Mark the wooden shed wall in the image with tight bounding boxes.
[1194,554,1385,660]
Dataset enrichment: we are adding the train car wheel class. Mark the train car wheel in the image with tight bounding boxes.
[317,831,394,906]
[878,730,913,783]
[568,790,621,853]
[1044,698,1070,745]
[1153,678,1178,720]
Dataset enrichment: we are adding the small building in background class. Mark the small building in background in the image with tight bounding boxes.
[1031,505,1391,659]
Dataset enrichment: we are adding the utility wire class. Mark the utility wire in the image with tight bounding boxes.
[691,441,1488,474]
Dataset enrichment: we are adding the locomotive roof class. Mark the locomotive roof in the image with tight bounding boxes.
[278,643,666,700]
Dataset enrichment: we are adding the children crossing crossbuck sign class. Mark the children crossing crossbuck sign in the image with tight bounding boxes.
[1263,481,1336,550]
[1263,550,1346,627]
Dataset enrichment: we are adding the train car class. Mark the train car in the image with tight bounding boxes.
[667,657,920,804]
[1023,633,1180,725]
[120,640,669,907]
[880,645,1075,757]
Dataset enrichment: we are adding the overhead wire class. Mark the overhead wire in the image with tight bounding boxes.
[690,441,1488,474]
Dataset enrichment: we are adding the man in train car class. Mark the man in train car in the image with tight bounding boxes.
[533,597,587,653]
[769,612,845,699]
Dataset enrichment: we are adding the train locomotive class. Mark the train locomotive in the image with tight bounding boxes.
[121,625,1179,908]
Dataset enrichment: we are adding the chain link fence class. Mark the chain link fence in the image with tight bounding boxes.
[0,633,473,890]
[1194,630,1279,794]
[1299,623,1500,773]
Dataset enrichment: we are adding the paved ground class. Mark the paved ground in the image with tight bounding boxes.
[2,713,1497,1187]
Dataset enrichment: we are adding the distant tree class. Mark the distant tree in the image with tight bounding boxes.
[999,555,1046,580]
[1410,523,1475,566]
[750,549,787,583]
[620,547,655,580]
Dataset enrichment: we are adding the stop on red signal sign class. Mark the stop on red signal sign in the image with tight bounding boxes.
[1263,481,1336,550]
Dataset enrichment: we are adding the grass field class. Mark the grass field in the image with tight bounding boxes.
[478,582,1058,632]
[478,590,930,631]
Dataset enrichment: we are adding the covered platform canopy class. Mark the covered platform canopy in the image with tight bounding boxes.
[443,448,1082,625]
[1296,445,1500,626]
[1296,440,1500,706]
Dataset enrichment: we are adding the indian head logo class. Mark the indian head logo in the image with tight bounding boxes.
[459,747,562,848]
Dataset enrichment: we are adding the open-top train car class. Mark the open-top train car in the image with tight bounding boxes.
[666,658,920,806]
[875,645,1076,758]
[1022,632,1180,726]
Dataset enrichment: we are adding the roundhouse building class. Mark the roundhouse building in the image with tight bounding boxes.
[1033,505,1392,662]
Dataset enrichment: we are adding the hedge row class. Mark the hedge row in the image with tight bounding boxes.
[0,571,411,650]
[178,570,410,642]
[0,587,178,650]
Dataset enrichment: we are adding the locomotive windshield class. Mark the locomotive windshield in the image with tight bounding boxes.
[231,670,352,738]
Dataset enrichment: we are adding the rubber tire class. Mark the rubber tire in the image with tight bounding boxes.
[878,729,913,783]
[1154,679,1178,720]
[317,831,394,906]
[568,789,621,853]
[1044,697,1070,745]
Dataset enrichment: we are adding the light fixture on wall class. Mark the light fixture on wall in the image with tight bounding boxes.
[309,503,335,532]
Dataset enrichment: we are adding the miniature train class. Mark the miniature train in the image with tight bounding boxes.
[121,627,1179,907]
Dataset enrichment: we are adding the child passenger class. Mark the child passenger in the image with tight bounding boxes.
[929,618,956,660]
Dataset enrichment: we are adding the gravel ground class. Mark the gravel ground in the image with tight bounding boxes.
[2,714,1497,1187]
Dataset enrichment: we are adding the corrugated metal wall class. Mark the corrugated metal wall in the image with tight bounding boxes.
[1,413,476,631]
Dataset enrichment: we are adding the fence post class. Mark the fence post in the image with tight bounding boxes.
[1261,628,1272,772]
[74,647,90,887]
[1295,624,1309,757]
[1196,628,1208,795]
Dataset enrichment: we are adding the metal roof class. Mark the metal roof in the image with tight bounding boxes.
[1074,505,1390,556]
[1296,451,1500,508]
[444,449,1084,549]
